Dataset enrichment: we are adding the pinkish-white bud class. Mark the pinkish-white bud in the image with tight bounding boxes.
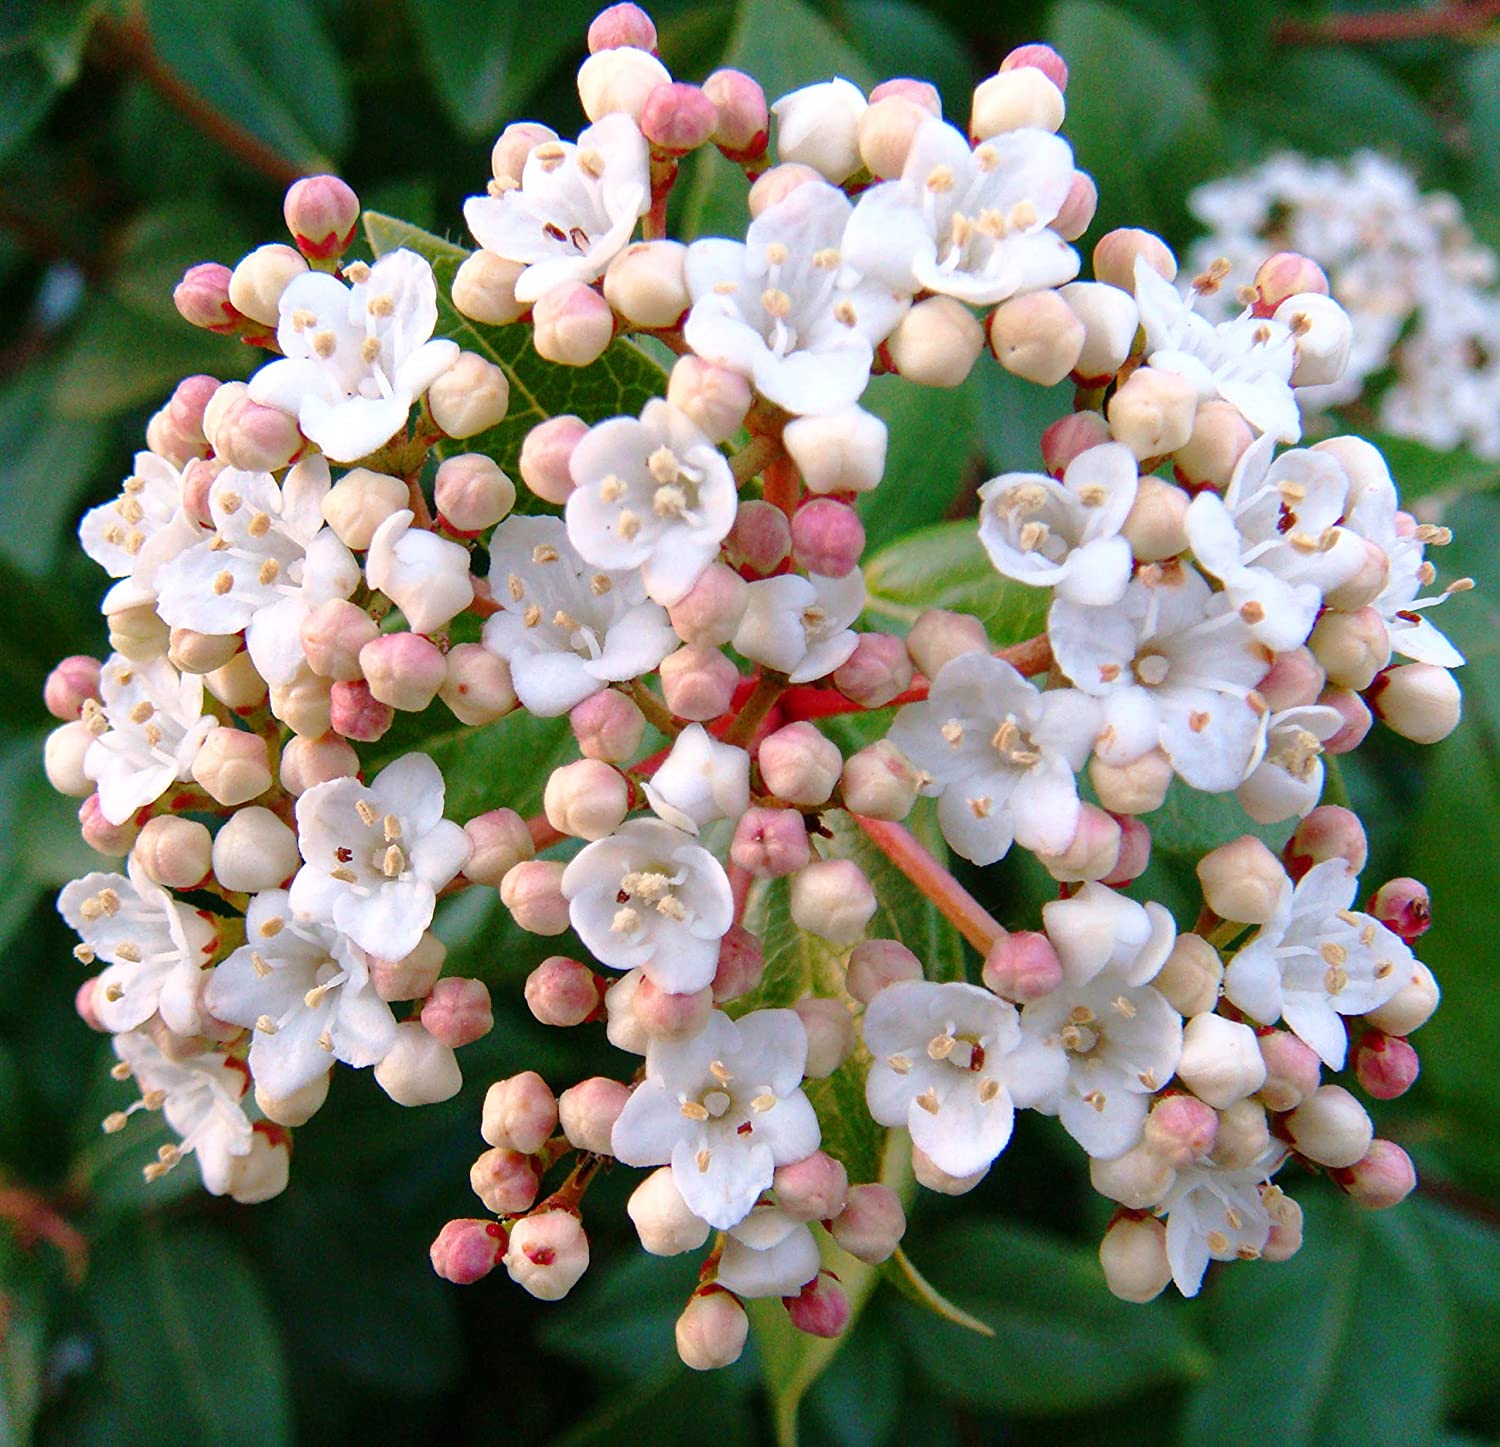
[1318,686,1374,755]
[1143,1093,1217,1168]
[462,808,534,886]
[1000,41,1068,89]
[668,563,748,647]
[604,239,690,327]
[1353,1030,1419,1100]
[1037,802,1121,883]
[430,1218,505,1285]
[255,1071,330,1127]
[370,931,447,1003]
[773,1150,849,1222]
[1120,475,1190,562]
[525,955,601,1026]
[833,635,912,712]
[482,1071,558,1152]
[640,82,718,155]
[658,644,737,721]
[174,261,240,332]
[1108,366,1197,462]
[1364,960,1439,1037]
[1173,399,1255,491]
[322,467,407,551]
[845,939,922,1005]
[795,996,856,1078]
[1308,606,1390,691]
[1102,814,1151,886]
[988,289,1085,386]
[452,248,528,327]
[789,858,877,944]
[204,650,268,714]
[191,727,271,806]
[1209,1097,1270,1170]
[532,281,614,366]
[577,44,671,123]
[713,924,765,1002]
[167,372,220,443]
[228,243,308,327]
[490,120,558,187]
[544,758,630,840]
[45,656,102,721]
[328,679,394,742]
[1253,252,1329,313]
[505,1210,591,1300]
[630,1166,712,1255]
[203,382,303,472]
[428,353,510,441]
[666,356,752,444]
[912,1143,985,1196]
[359,632,446,712]
[375,1020,463,1105]
[1368,663,1461,744]
[1089,1142,1175,1209]
[1060,281,1139,383]
[982,930,1063,1003]
[501,860,571,935]
[470,1146,541,1215]
[677,1289,749,1370]
[1197,835,1287,925]
[167,628,240,676]
[725,499,792,575]
[970,68,1064,139]
[519,415,588,505]
[783,405,888,496]
[790,498,864,578]
[558,1075,630,1154]
[1099,1215,1170,1303]
[702,68,770,162]
[210,806,298,893]
[1256,1029,1321,1112]
[440,643,517,726]
[79,794,137,857]
[1261,1190,1304,1263]
[759,721,842,806]
[1257,647,1325,713]
[44,722,95,798]
[1285,1084,1372,1168]
[829,1182,906,1263]
[422,977,494,1049]
[905,608,988,680]
[1092,229,1176,294]
[840,739,920,821]
[633,974,714,1040]
[1151,933,1222,1018]
[730,807,811,878]
[885,296,985,387]
[1177,1013,1266,1109]
[1088,749,1174,817]
[106,600,170,662]
[1275,292,1352,387]
[1285,804,1367,881]
[785,1271,850,1338]
[283,175,360,261]
[1332,1139,1416,1210]
[569,688,646,762]
[748,162,823,218]
[856,94,930,180]
[772,78,866,183]
[588,3,657,53]
[270,667,333,738]
[1368,876,1431,944]
[134,815,212,890]
[1322,536,1389,612]
[1052,170,1097,242]
[225,1122,292,1204]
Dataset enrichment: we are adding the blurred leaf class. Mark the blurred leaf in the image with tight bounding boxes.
[862,520,1050,644]
[802,1303,904,1447]
[363,210,669,478]
[0,47,58,168]
[884,1245,995,1336]
[900,1217,1208,1413]
[0,1238,47,1447]
[1146,778,1291,862]
[844,0,973,116]
[1368,433,1500,503]
[407,0,517,139]
[90,1220,293,1446]
[111,201,256,323]
[975,364,1070,475]
[145,0,351,167]
[1462,48,1500,207]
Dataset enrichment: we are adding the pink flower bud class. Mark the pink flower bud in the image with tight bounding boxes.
[845,939,922,1005]
[565,689,644,764]
[452,249,527,327]
[359,632,447,712]
[278,731,358,794]
[440,643,517,726]
[905,608,988,679]
[519,415,588,504]
[676,1288,749,1370]
[321,467,408,550]
[191,727,272,806]
[76,977,106,1032]
[829,1183,906,1264]
[532,282,614,367]
[203,382,303,472]
[725,500,792,576]
[505,1211,589,1300]
[1120,476,1190,562]
[269,668,333,738]
[1092,228,1176,294]
[1099,1216,1170,1303]
[588,3,657,52]
[462,808,534,886]
[759,721,842,806]
[1353,1031,1419,1100]
[869,77,941,111]
[885,296,985,387]
[1208,1098,1270,1170]
[1000,42,1068,91]
[702,68,770,162]
[1284,804,1367,881]
[1256,1029,1321,1112]
[783,406,888,494]
[1152,933,1222,1017]
[1308,606,1390,691]
[840,739,920,820]
[658,644,738,720]
[1368,662,1462,744]
[1052,170,1097,242]
[970,67,1064,139]
[856,94,930,180]
[1089,1142,1175,1209]
[633,973,714,1039]
[167,628,240,676]
[774,1150,849,1222]
[1322,536,1389,612]
[45,655,102,721]
[784,1271,851,1338]
[501,860,571,935]
[1317,686,1374,755]
[1252,252,1328,314]
[174,261,241,332]
[789,859,876,944]
[134,815,212,890]
[1197,835,1287,924]
[1101,814,1150,886]
[490,121,558,187]
[712,923,766,1002]
[79,793,139,857]
[558,1075,631,1154]
[982,930,1063,1002]
[374,1020,463,1105]
[1037,802,1121,883]
[790,498,864,578]
[422,977,494,1048]
[1286,1084,1372,1168]
[434,454,516,535]
[668,562,748,647]
[640,81,718,154]
[1366,959,1440,1037]
[329,679,395,742]
[544,758,630,840]
[470,1146,542,1215]
[1256,647,1325,713]
[525,955,602,1026]
[44,722,94,798]
[283,174,360,261]
[1331,1139,1416,1210]
[795,996,856,1078]
[1143,1093,1217,1168]
[666,356,752,444]
[369,932,447,1003]
[1172,399,1255,491]
[1108,366,1197,461]
[1368,877,1431,943]
[430,1218,505,1285]
[1039,411,1113,478]
[482,1071,558,1153]
[748,162,823,218]
[603,239,690,329]
[988,290,1086,386]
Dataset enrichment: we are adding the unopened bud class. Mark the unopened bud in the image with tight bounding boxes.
[470,1147,541,1215]
[203,382,303,472]
[677,1289,749,1370]
[785,1271,850,1338]
[577,45,671,123]
[885,296,985,388]
[134,815,212,889]
[844,939,921,1005]
[1368,877,1430,944]
[1253,252,1328,313]
[791,498,864,578]
[828,1182,906,1263]
[1173,399,1255,490]
[783,405,888,495]
[145,405,202,468]
[452,248,528,327]
[45,656,102,721]
[988,290,1085,386]
[504,1211,590,1301]
[604,239,690,327]
[772,77,866,183]
[640,82,718,155]
[369,931,447,1003]
[205,650,268,713]
[1364,960,1439,1037]
[713,924,766,1003]
[1143,1093,1218,1168]
[1052,170,1097,242]
[658,644,737,720]
[1092,229,1176,293]
[1037,802,1121,883]
[759,722,842,806]
[1285,804,1367,880]
[270,666,333,738]
[1061,281,1139,383]
[667,563,748,648]
[544,758,630,840]
[460,808,534,888]
[906,608,988,680]
[1041,413,1115,478]
[1332,1139,1416,1210]
[790,859,876,944]
[283,175,359,261]
[912,1143,985,1195]
[191,727,272,806]
[1088,749,1173,816]
[1368,663,1461,744]
[1353,1030,1419,1101]
[588,3,657,52]
[207,806,296,893]
[174,262,240,331]
[1089,1143,1175,1209]
[422,977,494,1048]
[322,467,408,550]
[834,636,913,713]
[794,997,856,1078]
[1197,836,1287,924]
[1256,1029,1321,1112]
[520,415,588,504]
[1308,606,1390,691]
[1257,647,1325,712]
[1275,292,1351,387]
[970,67,1064,139]
[44,722,95,797]
[1261,1186,1303,1262]
[525,955,601,1026]
[999,42,1068,91]
[558,1076,630,1154]
[1285,1084,1372,1168]
[532,281,614,367]
[256,1071,331,1127]
[774,1150,849,1221]
[702,68,770,163]
[79,794,139,857]
[1209,1098,1270,1170]
[374,1020,463,1106]
[278,730,357,794]
[1108,366,1197,461]
[226,1123,292,1204]
[725,500,792,574]
[1099,1215,1171,1303]
[1318,686,1374,755]
[428,352,510,440]
[482,1071,558,1153]
[982,930,1063,1002]
[440,643,517,726]
[328,679,394,742]
[730,807,811,877]
[1177,1013,1265,1109]
[359,632,446,712]
[430,1218,504,1285]
[167,628,240,676]
[666,356,752,444]
[840,739,919,820]
[633,974,714,1040]
[630,1166,712,1255]
[1151,933,1221,1018]
[748,162,823,218]
[106,600,169,662]
[857,94,929,179]
[1102,814,1151,885]
[228,243,308,327]
[1120,475,1190,561]
[501,860,571,935]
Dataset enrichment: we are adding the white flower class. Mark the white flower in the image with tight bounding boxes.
[888,653,1097,865]
[1020,885,1182,1160]
[112,1028,254,1196]
[732,570,864,683]
[1185,435,1363,651]
[58,854,219,1036]
[1222,858,1411,1069]
[771,78,867,183]
[205,890,398,1098]
[611,1008,821,1230]
[365,508,475,634]
[844,117,1079,306]
[977,442,1139,607]
[565,399,738,606]
[643,724,751,834]
[287,752,471,960]
[683,181,908,415]
[561,818,734,994]
[1236,704,1343,824]
[483,515,677,716]
[1048,564,1270,793]
[154,457,360,686]
[464,114,650,305]
[1133,255,1303,442]
[1160,1150,1287,1297]
[716,1204,821,1297]
[863,980,1061,1179]
[247,249,459,463]
[83,654,218,825]
[80,451,202,608]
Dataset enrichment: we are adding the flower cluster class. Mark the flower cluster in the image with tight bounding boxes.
[44,1,1468,1375]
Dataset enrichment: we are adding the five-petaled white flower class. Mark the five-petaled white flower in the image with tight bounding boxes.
[642,724,751,834]
[365,508,475,635]
[732,569,865,683]
[464,114,651,305]
[248,248,459,463]
[561,817,734,994]
[1236,703,1343,824]
[287,752,471,961]
[79,450,202,610]
[611,1007,821,1230]
[1160,1149,1289,1297]
[716,1203,822,1298]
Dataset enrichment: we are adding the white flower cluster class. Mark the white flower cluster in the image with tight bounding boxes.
[42,1,1469,1377]
[1187,149,1500,457]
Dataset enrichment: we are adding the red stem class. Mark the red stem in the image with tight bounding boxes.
[762,455,801,519]
[1276,0,1500,44]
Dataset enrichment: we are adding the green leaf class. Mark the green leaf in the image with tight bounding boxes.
[883,1244,995,1336]
[363,210,669,480]
[0,1238,47,1447]
[844,0,973,117]
[0,46,59,168]
[89,1221,294,1446]
[862,520,1049,645]
[1146,778,1292,861]
[901,1217,1209,1414]
[406,0,516,139]
[1462,48,1500,209]
[1367,433,1500,503]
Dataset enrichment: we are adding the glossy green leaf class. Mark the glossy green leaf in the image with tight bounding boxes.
[406,0,528,140]
[363,211,669,478]
[884,1245,995,1336]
